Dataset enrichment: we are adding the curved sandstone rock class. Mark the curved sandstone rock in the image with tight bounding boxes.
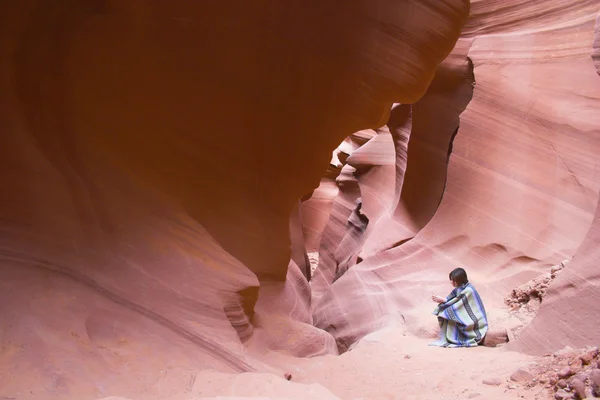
[512,194,600,355]
[511,12,600,355]
[311,1,600,352]
[0,0,469,397]
[594,14,600,73]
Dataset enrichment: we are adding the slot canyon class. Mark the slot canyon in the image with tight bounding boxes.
[1,1,600,399]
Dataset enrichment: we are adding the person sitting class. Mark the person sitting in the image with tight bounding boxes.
[429,267,488,347]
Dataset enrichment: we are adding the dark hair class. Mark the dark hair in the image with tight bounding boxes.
[449,268,468,286]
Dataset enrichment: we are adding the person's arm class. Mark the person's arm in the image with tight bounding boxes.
[446,287,459,301]
[431,295,446,304]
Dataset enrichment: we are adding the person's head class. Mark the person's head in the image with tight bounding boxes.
[449,267,468,288]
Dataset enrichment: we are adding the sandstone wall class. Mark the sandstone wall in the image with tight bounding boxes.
[310,1,600,352]
[0,0,469,397]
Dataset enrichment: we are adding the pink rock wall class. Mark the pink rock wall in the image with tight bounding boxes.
[513,194,600,354]
[511,10,600,355]
[3,1,599,398]
[310,1,600,352]
[0,0,469,397]
[594,13,600,73]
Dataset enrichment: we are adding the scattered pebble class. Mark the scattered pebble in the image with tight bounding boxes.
[510,368,534,383]
[482,378,502,386]
[554,388,574,400]
[515,346,600,398]
[590,369,600,396]
[558,368,573,379]
[580,353,594,365]
[557,379,568,389]
[569,378,586,399]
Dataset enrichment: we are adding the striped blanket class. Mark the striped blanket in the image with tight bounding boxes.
[429,283,488,348]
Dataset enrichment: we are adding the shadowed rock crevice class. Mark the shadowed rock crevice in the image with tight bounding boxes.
[395,41,476,234]
[307,40,479,353]
[224,286,260,343]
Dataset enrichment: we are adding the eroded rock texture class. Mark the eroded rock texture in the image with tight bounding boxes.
[309,1,600,352]
[0,0,469,398]
[3,0,600,397]
[513,16,600,350]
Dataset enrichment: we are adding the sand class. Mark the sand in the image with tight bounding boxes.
[179,328,541,400]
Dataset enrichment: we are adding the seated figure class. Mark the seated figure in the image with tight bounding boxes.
[430,267,488,348]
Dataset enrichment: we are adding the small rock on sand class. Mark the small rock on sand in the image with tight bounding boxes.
[554,388,574,399]
[558,367,574,379]
[590,369,600,396]
[510,368,534,383]
[482,378,502,386]
[96,398,133,400]
[579,349,597,366]
[569,378,586,399]
[557,379,568,389]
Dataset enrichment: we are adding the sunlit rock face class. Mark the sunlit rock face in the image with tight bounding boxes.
[513,8,600,355]
[308,1,600,353]
[0,0,469,397]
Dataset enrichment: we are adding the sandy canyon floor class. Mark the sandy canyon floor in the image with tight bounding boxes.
[97,326,576,400]
[134,329,541,400]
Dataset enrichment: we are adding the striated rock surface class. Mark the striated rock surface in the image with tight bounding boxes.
[310,1,600,352]
[3,0,600,397]
[310,119,409,299]
[506,8,600,355]
[0,0,469,398]
[594,14,600,73]
[514,193,600,354]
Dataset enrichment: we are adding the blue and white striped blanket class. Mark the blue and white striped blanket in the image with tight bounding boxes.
[429,283,488,348]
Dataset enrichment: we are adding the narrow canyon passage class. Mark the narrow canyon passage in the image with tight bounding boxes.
[1,1,600,400]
